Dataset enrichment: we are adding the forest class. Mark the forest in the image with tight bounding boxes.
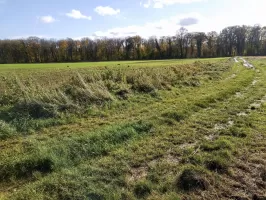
[1,25,266,63]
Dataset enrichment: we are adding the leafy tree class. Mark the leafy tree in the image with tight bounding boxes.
[0,24,266,64]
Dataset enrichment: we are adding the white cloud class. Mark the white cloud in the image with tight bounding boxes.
[66,9,92,20]
[90,13,204,38]
[8,35,50,39]
[141,0,206,8]
[94,6,120,16]
[143,0,152,8]
[39,16,56,23]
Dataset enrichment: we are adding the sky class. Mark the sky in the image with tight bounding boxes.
[0,0,265,39]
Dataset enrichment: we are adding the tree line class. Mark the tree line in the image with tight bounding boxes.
[1,25,266,63]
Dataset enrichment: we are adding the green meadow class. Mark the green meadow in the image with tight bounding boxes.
[0,57,266,200]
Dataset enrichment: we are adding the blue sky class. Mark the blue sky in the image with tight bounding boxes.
[0,0,265,39]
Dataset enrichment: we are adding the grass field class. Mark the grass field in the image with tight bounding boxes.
[0,57,266,200]
[0,58,225,70]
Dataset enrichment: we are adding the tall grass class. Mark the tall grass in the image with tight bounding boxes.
[0,61,231,136]
[0,120,17,139]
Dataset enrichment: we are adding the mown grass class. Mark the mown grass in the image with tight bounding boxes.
[1,57,266,200]
[0,121,152,181]
[0,58,225,70]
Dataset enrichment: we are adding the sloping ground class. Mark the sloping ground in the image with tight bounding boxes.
[1,58,266,200]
